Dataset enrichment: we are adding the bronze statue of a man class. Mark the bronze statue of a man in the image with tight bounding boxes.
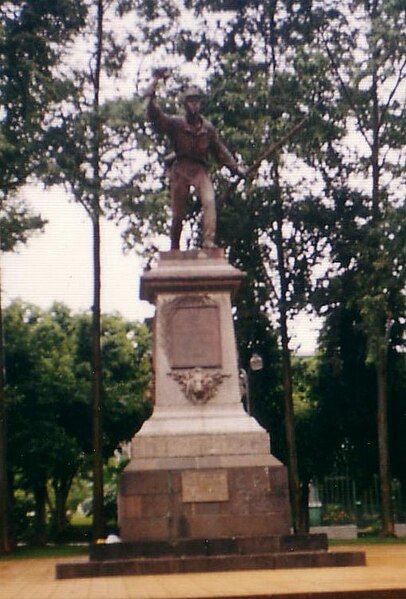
[145,71,247,250]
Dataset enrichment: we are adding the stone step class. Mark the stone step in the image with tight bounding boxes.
[56,549,366,579]
[88,534,328,562]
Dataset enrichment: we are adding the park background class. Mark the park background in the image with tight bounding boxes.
[1,0,405,553]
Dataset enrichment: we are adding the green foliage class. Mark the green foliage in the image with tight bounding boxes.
[291,357,324,480]
[309,2,406,525]
[103,456,130,525]
[314,298,406,490]
[71,311,152,456]
[0,194,46,252]
[4,301,152,542]
[0,0,86,196]
[322,504,352,526]
[9,487,36,542]
[314,307,379,484]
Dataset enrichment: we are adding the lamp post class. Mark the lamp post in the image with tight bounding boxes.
[249,352,263,372]
[239,353,263,416]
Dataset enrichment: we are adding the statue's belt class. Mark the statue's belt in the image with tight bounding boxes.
[164,153,208,168]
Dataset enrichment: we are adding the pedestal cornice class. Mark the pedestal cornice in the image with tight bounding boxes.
[140,249,245,303]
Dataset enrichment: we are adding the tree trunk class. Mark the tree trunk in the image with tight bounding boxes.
[0,267,12,554]
[376,349,395,536]
[371,36,381,222]
[279,301,304,533]
[91,0,104,541]
[299,479,310,532]
[53,477,73,536]
[369,40,394,536]
[273,164,304,534]
[91,209,104,540]
[33,483,48,546]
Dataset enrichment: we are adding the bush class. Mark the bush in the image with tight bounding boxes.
[322,503,353,525]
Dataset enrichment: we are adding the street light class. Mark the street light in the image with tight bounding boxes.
[239,353,264,416]
[249,352,263,372]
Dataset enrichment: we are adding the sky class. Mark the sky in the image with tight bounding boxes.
[3,184,321,355]
[3,185,154,323]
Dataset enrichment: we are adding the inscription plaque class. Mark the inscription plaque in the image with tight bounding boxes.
[182,471,229,503]
[166,297,221,368]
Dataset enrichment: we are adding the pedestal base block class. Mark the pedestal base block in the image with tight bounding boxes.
[119,463,290,542]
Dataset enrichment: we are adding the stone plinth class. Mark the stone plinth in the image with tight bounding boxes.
[56,533,367,578]
[118,249,291,542]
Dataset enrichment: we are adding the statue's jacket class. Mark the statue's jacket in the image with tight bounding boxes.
[147,98,239,174]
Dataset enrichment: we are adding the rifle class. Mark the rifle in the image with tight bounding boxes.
[218,112,310,207]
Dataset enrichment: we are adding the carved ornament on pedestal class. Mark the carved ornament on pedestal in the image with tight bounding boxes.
[169,367,230,405]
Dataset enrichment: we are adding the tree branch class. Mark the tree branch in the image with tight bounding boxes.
[322,35,371,149]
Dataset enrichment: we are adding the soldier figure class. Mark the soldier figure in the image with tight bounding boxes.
[144,71,247,250]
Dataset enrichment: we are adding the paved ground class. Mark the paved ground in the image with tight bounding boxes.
[1,545,406,599]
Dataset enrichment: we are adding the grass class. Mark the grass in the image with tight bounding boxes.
[0,514,125,560]
[69,514,92,527]
[2,535,406,561]
[330,535,406,546]
[0,514,93,560]
[0,544,89,560]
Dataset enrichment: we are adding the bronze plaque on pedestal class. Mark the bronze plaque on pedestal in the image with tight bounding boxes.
[182,471,229,503]
[165,296,221,368]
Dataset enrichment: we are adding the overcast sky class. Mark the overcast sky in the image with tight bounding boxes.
[3,185,154,322]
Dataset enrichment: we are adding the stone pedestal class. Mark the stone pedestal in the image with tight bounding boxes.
[118,249,291,542]
[56,248,367,579]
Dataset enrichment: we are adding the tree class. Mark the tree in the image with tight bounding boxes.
[42,0,145,539]
[0,0,86,198]
[4,301,77,542]
[313,306,379,484]
[198,1,346,532]
[312,0,406,535]
[291,356,327,528]
[4,301,151,543]
[0,0,86,554]
[0,205,45,551]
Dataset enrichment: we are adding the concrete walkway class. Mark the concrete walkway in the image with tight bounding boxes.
[1,545,406,599]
